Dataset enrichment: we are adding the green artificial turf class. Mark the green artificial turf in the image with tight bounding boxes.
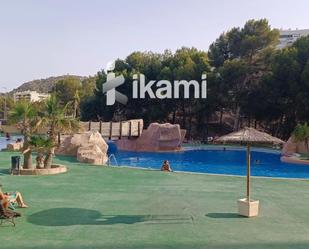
[0,151,309,249]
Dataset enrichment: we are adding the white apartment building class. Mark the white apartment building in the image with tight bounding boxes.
[13,90,50,102]
[278,29,309,49]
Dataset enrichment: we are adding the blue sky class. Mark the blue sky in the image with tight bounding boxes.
[1,0,309,90]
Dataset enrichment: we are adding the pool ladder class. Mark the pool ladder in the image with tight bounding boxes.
[107,154,118,166]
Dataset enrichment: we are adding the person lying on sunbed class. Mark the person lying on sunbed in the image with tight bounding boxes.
[0,199,21,218]
[0,185,28,208]
[161,160,172,172]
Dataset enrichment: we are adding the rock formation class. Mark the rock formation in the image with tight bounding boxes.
[281,136,309,165]
[282,137,308,156]
[6,142,23,151]
[115,123,186,152]
[56,131,108,165]
[77,144,107,165]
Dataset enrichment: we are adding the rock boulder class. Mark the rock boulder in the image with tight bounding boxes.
[77,143,107,165]
[282,136,309,155]
[56,131,108,165]
[116,123,186,152]
[6,142,23,151]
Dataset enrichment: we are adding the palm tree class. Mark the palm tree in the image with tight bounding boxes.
[41,95,79,168]
[73,89,80,119]
[29,136,53,169]
[292,123,309,155]
[9,101,41,169]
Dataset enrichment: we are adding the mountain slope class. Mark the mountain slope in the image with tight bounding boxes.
[10,75,87,93]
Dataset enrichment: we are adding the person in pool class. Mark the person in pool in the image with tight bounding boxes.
[161,160,172,172]
[16,138,23,143]
[0,184,28,208]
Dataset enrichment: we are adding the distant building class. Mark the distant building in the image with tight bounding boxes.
[278,29,309,49]
[13,90,50,102]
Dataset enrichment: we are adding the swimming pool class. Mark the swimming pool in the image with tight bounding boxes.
[2,136,308,179]
[111,146,309,179]
[0,135,21,150]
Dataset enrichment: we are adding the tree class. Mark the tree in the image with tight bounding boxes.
[41,95,79,168]
[80,68,120,122]
[169,47,210,135]
[0,95,14,120]
[53,77,82,116]
[73,89,80,119]
[9,101,41,169]
[256,35,309,138]
[29,136,53,169]
[78,19,309,141]
[209,19,279,130]
[80,48,211,132]
[81,76,97,100]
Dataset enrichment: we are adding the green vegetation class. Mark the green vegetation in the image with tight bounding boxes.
[0,95,14,119]
[80,47,211,134]
[53,77,82,108]
[0,151,309,249]
[53,76,96,118]
[11,75,86,94]
[208,19,279,131]
[9,101,41,169]
[40,95,79,168]
[4,19,309,141]
[78,19,309,140]
[8,96,79,169]
[29,135,53,168]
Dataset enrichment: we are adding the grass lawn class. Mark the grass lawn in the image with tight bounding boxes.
[0,151,309,249]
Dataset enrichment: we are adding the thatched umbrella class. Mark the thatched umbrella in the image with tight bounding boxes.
[216,127,284,201]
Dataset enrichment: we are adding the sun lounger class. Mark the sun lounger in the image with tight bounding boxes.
[0,202,20,227]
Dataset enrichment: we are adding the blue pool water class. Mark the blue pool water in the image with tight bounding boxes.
[111,146,309,179]
[0,135,20,150]
[1,136,308,179]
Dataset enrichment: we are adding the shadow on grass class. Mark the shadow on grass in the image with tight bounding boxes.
[100,214,193,225]
[28,208,101,226]
[0,168,10,175]
[206,213,244,219]
[28,208,192,226]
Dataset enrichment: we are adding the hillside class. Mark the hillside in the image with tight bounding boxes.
[10,75,87,94]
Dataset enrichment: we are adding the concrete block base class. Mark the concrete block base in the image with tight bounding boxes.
[237,198,259,217]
